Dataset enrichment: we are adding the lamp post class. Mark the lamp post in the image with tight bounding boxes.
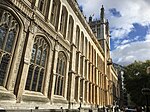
[79,96,83,109]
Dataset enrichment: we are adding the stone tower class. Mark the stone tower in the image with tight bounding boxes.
[89,5,113,106]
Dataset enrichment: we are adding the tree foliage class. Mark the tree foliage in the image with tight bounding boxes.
[124,60,150,106]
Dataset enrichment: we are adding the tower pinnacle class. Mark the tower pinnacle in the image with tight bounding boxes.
[100,5,105,21]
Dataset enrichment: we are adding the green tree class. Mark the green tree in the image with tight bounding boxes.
[124,60,150,106]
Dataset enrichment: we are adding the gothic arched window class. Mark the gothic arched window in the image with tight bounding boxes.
[67,15,74,42]
[50,0,60,29]
[75,25,80,50]
[81,32,84,54]
[25,36,49,92]
[54,51,67,96]
[0,9,19,87]
[60,6,68,37]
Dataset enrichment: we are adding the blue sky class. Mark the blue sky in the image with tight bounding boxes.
[77,0,150,66]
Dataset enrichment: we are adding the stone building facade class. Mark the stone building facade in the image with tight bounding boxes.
[0,0,118,110]
[89,6,119,108]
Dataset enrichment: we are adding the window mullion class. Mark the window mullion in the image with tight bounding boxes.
[39,44,44,66]
[1,54,11,87]
[54,75,59,94]
[56,58,60,73]
[40,68,45,92]
[2,16,13,50]
[61,61,65,76]
[29,65,36,90]
[29,42,38,90]
[34,43,38,64]
[58,76,62,95]
[60,60,63,75]
[35,67,41,91]
[3,54,12,87]
[9,24,19,54]
[61,76,64,96]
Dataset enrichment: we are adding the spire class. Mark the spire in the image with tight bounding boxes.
[100,5,105,21]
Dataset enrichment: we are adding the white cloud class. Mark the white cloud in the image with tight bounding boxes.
[77,0,101,19]
[145,34,150,41]
[111,38,150,66]
[121,39,130,45]
[145,29,150,41]
[111,30,150,66]
[111,28,133,39]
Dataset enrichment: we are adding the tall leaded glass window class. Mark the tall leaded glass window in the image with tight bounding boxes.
[60,6,68,37]
[67,16,74,42]
[50,1,57,25]
[75,52,79,73]
[25,36,49,92]
[54,51,67,96]
[75,26,80,50]
[74,77,78,101]
[0,9,19,87]
[50,0,60,28]
[80,56,83,76]
[85,38,88,58]
[80,79,83,99]
[81,32,84,53]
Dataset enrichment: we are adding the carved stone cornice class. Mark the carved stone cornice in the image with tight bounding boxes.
[9,0,33,18]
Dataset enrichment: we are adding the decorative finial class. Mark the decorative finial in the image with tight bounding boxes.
[100,5,105,21]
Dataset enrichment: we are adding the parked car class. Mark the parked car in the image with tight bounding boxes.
[125,108,137,112]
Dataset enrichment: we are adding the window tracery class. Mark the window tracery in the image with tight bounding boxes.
[25,36,49,92]
[54,51,67,96]
[0,9,19,87]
